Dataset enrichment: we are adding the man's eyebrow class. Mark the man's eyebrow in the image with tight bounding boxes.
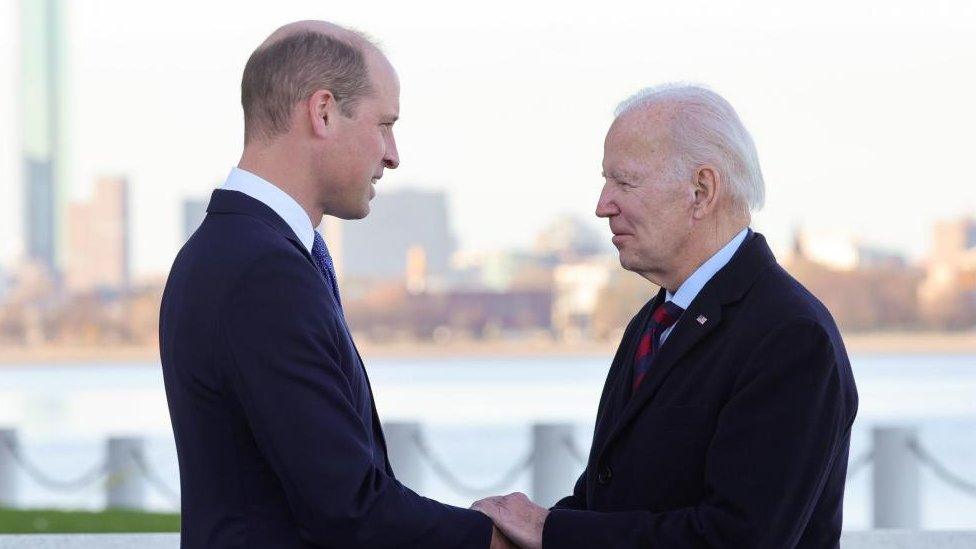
[605,169,638,180]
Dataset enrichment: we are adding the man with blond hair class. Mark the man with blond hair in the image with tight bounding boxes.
[161,21,508,548]
[474,85,858,548]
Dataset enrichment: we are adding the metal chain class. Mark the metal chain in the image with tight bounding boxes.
[1,435,107,492]
[8,430,973,508]
[129,448,182,510]
[846,449,874,481]
[908,437,976,497]
[410,431,533,498]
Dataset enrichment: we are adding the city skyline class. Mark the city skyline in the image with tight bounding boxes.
[1,0,975,278]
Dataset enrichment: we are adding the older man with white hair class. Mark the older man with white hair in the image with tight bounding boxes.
[473,85,858,548]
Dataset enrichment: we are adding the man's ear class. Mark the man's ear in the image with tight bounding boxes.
[692,166,720,220]
[307,89,339,138]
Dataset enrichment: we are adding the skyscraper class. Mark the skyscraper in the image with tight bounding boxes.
[21,0,68,275]
[65,177,130,294]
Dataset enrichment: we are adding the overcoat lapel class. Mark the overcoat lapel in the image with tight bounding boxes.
[595,231,775,463]
[614,300,722,436]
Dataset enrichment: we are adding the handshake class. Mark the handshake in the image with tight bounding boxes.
[473,492,550,549]
[162,17,857,545]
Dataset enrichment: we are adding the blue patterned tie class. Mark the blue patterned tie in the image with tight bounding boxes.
[311,231,342,309]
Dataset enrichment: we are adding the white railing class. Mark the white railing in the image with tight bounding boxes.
[2,425,975,529]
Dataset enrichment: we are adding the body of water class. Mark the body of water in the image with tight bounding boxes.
[0,353,975,530]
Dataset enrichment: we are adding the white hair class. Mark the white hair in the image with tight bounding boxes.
[615,83,765,213]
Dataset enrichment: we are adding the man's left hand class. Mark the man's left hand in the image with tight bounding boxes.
[472,492,549,549]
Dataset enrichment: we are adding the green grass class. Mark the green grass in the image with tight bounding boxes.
[0,507,180,534]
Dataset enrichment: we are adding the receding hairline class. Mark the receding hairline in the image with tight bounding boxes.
[607,101,680,155]
[615,96,683,132]
[258,20,380,59]
[256,21,395,91]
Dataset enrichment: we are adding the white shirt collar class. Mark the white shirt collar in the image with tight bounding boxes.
[220,167,315,253]
[667,228,750,309]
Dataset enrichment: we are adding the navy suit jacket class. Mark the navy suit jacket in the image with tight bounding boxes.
[543,232,858,548]
[160,189,492,548]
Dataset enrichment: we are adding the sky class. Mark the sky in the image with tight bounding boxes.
[1,0,975,277]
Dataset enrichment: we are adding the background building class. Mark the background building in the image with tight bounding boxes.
[65,176,130,294]
[919,217,976,328]
[534,214,607,261]
[784,228,921,331]
[21,0,69,276]
[340,189,456,283]
[551,258,614,340]
[791,228,905,271]
[181,198,208,244]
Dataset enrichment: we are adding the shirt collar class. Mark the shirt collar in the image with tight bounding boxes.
[667,228,750,309]
[221,167,315,253]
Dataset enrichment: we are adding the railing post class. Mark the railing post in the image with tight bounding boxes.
[384,422,424,494]
[0,429,17,507]
[532,423,579,508]
[106,436,145,510]
[872,426,919,528]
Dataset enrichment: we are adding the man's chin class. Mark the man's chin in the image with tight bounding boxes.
[617,252,637,272]
[331,203,370,220]
[353,202,371,219]
[618,255,654,279]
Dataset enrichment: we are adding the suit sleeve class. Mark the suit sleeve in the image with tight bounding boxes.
[543,319,855,548]
[221,250,492,548]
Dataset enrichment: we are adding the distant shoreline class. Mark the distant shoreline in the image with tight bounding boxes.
[0,331,975,365]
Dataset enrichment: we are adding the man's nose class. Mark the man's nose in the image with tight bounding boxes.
[384,134,400,169]
[595,185,618,218]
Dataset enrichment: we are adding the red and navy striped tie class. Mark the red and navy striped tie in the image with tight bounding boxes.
[632,300,684,393]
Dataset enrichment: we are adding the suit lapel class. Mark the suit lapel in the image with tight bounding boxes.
[210,189,392,472]
[208,189,342,305]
